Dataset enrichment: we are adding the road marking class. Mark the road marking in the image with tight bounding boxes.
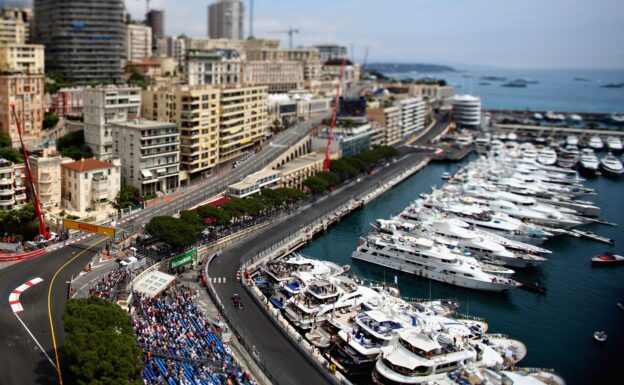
[47,236,107,385]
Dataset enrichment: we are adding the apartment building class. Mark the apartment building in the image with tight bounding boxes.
[207,0,244,40]
[268,92,331,126]
[399,97,426,137]
[367,106,402,146]
[142,86,221,176]
[49,87,84,118]
[112,120,180,196]
[0,10,28,44]
[0,160,27,211]
[30,154,67,210]
[61,158,121,213]
[185,49,241,86]
[0,43,44,74]
[127,23,152,62]
[142,84,268,176]
[243,61,304,93]
[0,74,44,146]
[33,0,126,84]
[83,86,142,160]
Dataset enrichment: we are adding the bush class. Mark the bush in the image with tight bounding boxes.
[63,297,142,385]
[146,216,197,248]
[114,186,142,210]
[43,112,60,129]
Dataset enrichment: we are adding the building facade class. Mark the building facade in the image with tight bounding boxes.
[312,120,373,158]
[112,120,180,196]
[0,160,27,211]
[185,49,241,86]
[399,97,426,137]
[49,87,84,118]
[127,23,152,62]
[61,158,121,213]
[268,92,331,126]
[33,0,126,84]
[83,86,142,160]
[146,9,165,41]
[0,8,32,44]
[314,44,348,62]
[207,0,244,40]
[0,74,44,146]
[452,95,481,128]
[243,61,304,93]
[0,43,44,74]
[30,154,66,210]
[367,106,402,146]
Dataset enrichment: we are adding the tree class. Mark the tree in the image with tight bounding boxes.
[0,202,39,240]
[316,171,340,187]
[345,155,368,173]
[0,132,11,148]
[329,159,358,181]
[127,67,148,89]
[303,176,329,195]
[146,216,197,248]
[196,205,231,226]
[113,186,141,210]
[57,130,93,160]
[43,112,60,129]
[179,210,204,234]
[63,297,142,385]
[372,145,399,160]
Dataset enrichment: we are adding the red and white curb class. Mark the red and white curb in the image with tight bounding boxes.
[9,277,43,313]
[47,234,95,251]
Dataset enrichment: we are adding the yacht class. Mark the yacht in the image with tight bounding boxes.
[507,132,518,142]
[600,153,624,177]
[475,135,491,154]
[587,136,604,150]
[557,147,579,169]
[352,233,520,292]
[442,367,566,385]
[371,329,504,385]
[605,136,623,153]
[578,148,600,176]
[565,135,579,147]
[536,147,557,166]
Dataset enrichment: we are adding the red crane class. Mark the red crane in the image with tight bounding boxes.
[11,104,50,240]
[323,60,347,172]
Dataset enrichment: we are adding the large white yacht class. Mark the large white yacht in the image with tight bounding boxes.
[578,148,600,176]
[605,136,623,153]
[600,152,624,177]
[587,136,604,150]
[352,233,520,292]
[537,147,557,166]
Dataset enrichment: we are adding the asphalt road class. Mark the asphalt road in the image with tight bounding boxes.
[209,149,430,385]
[0,114,325,385]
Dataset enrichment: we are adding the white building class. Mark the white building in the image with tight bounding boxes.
[165,35,186,68]
[0,160,27,211]
[61,158,121,213]
[268,91,331,126]
[227,169,281,198]
[208,0,244,40]
[112,120,180,196]
[126,24,152,62]
[452,94,481,128]
[83,86,142,160]
[399,97,426,137]
[185,49,241,86]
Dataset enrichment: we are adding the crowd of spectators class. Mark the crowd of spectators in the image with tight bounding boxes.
[134,288,256,385]
[88,267,129,301]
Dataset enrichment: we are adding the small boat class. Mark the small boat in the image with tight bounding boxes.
[571,229,613,245]
[618,302,624,311]
[441,172,452,180]
[591,253,624,265]
[593,331,607,343]
[342,264,351,272]
[516,279,547,294]
[600,152,624,177]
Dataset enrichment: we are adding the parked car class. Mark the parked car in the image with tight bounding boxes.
[119,256,138,266]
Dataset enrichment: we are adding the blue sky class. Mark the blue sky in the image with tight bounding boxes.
[18,0,623,69]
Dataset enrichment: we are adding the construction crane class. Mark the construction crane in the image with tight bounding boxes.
[11,105,50,241]
[323,60,347,172]
[270,27,299,49]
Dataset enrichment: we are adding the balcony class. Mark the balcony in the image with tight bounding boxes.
[0,199,15,207]
[0,189,14,196]
[0,178,13,186]
[39,174,53,184]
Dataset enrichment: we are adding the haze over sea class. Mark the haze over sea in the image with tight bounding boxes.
[387,67,624,113]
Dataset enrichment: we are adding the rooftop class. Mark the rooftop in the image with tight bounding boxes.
[62,158,114,172]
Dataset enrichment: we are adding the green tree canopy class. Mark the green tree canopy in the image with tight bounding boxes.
[63,297,142,385]
[329,159,358,181]
[303,176,330,195]
[146,216,198,248]
[57,130,93,160]
[0,202,38,241]
[43,112,60,129]
[113,186,141,210]
[179,210,204,234]
[316,171,340,187]
[196,205,231,226]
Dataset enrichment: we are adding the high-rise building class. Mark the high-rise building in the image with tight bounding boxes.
[207,0,244,40]
[0,8,31,44]
[452,95,481,128]
[83,86,142,160]
[367,106,402,146]
[146,9,164,41]
[126,23,152,62]
[33,0,126,84]
[399,97,426,137]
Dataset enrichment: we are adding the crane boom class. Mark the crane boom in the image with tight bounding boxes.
[323,60,347,172]
[11,105,49,240]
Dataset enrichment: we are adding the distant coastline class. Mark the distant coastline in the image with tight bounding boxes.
[367,62,457,74]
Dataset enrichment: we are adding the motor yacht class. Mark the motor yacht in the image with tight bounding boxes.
[605,136,623,153]
[587,136,604,150]
[537,147,557,166]
[565,135,579,147]
[578,148,600,176]
[600,152,624,177]
[352,234,520,292]
[557,147,579,169]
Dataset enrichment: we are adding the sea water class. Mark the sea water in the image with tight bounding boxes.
[298,157,624,385]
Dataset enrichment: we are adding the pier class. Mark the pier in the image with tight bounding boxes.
[494,123,624,138]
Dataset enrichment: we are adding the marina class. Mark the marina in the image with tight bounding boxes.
[294,148,624,385]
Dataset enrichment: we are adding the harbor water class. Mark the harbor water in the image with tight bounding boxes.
[298,156,624,385]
